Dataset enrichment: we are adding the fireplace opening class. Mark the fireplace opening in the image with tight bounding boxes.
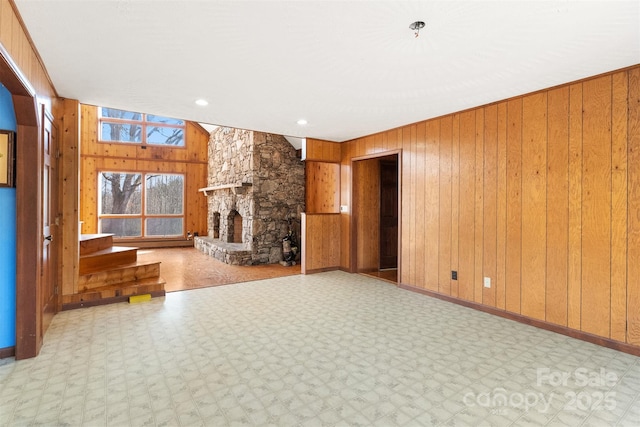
[212,212,220,238]
[227,210,243,243]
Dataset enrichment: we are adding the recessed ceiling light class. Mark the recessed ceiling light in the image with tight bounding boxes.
[297,119,308,125]
[195,99,209,106]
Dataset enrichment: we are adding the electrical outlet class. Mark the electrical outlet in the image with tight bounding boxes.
[451,271,457,280]
[340,205,348,213]
[484,277,491,288]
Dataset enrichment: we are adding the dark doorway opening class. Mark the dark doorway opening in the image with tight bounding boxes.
[352,152,400,284]
[379,159,398,271]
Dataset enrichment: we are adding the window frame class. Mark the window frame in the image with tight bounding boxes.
[98,107,187,148]
[97,170,186,239]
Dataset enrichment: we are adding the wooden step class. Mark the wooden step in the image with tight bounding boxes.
[78,261,161,291]
[79,233,115,256]
[79,246,138,275]
[62,277,166,309]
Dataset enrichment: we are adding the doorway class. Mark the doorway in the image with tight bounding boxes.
[379,159,398,271]
[1,45,58,359]
[352,152,400,283]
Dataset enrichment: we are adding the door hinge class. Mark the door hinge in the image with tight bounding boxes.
[54,286,59,295]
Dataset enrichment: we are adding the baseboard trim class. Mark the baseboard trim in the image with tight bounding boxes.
[62,290,166,311]
[399,283,640,357]
[0,346,15,359]
[303,266,340,274]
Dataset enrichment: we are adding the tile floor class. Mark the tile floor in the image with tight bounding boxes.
[1,271,640,426]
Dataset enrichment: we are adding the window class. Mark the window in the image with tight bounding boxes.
[98,172,185,238]
[99,107,185,146]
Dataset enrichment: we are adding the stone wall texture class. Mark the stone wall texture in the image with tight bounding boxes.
[202,127,305,264]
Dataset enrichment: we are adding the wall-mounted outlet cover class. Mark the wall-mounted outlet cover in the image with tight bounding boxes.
[451,271,458,280]
[340,205,349,213]
[484,277,491,288]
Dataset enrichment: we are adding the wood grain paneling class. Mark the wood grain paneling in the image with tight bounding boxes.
[407,125,416,285]
[305,65,640,350]
[568,83,583,331]
[611,71,628,342]
[60,100,80,296]
[521,92,547,321]
[545,87,569,326]
[496,102,508,309]
[581,76,612,338]
[474,109,484,303]
[415,123,426,287]
[306,162,340,213]
[458,111,476,301]
[373,133,383,154]
[353,159,380,272]
[451,114,460,297]
[425,120,439,291]
[505,98,523,314]
[438,116,452,295]
[340,141,353,270]
[483,105,497,307]
[628,67,640,345]
[305,139,341,162]
[400,127,411,284]
[301,213,341,272]
[1,1,56,102]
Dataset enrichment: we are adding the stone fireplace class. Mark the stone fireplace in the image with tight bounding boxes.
[195,127,305,265]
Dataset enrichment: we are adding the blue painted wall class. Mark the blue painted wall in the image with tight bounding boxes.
[0,84,17,349]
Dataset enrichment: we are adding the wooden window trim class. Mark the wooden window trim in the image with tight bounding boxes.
[97,108,187,148]
[97,170,186,239]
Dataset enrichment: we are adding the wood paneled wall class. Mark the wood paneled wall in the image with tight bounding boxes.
[306,65,640,347]
[0,1,56,103]
[59,100,80,300]
[306,162,340,213]
[303,138,341,162]
[353,158,380,272]
[79,104,210,240]
[302,140,342,271]
[301,213,340,273]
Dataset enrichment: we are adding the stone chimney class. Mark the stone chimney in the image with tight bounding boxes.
[195,127,304,265]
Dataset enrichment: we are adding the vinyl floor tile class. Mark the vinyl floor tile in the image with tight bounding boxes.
[1,271,640,426]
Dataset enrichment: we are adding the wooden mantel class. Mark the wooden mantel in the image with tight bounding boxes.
[198,182,252,196]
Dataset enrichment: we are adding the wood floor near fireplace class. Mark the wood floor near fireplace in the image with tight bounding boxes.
[137,247,301,292]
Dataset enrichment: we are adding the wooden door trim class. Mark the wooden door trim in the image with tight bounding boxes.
[1,42,42,360]
[42,105,59,322]
[0,43,36,98]
[15,119,41,359]
[349,149,402,278]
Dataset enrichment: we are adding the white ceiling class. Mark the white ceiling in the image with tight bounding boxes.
[14,1,640,143]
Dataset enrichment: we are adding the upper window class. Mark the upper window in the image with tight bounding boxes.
[99,107,186,146]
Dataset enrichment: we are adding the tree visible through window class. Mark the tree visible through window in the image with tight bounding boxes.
[99,172,184,238]
[100,107,185,146]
